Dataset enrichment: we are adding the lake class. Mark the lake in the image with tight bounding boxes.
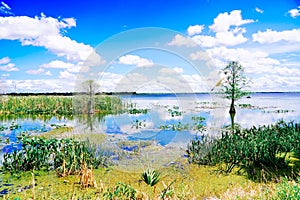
[1,92,299,170]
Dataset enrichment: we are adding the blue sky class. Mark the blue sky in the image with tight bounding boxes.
[0,0,300,93]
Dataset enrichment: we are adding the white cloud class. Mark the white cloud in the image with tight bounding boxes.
[0,1,13,15]
[26,68,52,76]
[190,51,211,61]
[169,10,253,48]
[1,73,10,77]
[192,29,248,47]
[288,6,300,18]
[0,57,19,71]
[3,79,76,93]
[59,70,76,80]
[206,46,281,73]
[252,29,300,43]
[251,75,300,92]
[209,10,254,33]
[0,14,103,63]
[167,34,197,47]
[187,24,204,36]
[173,67,184,74]
[255,7,264,14]
[41,60,72,69]
[0,56,10,64]
[118,55,154,67]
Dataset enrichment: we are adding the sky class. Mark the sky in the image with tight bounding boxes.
[0,0,300,93]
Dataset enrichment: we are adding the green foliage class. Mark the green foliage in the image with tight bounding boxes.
[103,182,137,200]
[274,179,300,200]
[3,134,110,175]
[186,121,300,182]
[141,168,161,187]
[220,61,250,101]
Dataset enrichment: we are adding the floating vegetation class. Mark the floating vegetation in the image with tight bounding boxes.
[238,103,255,109]
[160,116,206,132]
[128,108,148,114]
[0,122,21,131]
[263,109,294,113]
[131,119,146,129]
[167,105,182,117]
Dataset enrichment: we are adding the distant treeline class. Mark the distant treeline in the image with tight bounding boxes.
[1,92,137,96]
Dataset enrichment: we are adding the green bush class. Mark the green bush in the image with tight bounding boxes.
[186,121,300,181]
[3,134,110,175]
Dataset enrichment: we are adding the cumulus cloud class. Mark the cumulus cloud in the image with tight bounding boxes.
[26,68,52,76]
[187,24,204,36]
[288,6,300,18]
[59,70,76,80]
[167,34,197,47]
[0,57,19,71]
[118,55,154,67]
[192,28,248,47]
[252,29,300,43]
[0,14,103,63]
[173,67,184,74]
[190,51,211,61]
[40,60,82,73]
[169,10,254,48]
[209,10,254,33]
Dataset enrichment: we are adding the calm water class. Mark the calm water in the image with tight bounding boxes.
[1,93,299,167]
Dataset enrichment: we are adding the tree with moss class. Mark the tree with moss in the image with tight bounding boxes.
[218,61,250,129]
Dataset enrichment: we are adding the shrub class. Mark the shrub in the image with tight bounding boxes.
[186,121,300,181]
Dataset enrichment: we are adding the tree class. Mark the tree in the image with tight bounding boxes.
[219,61,250,129]
[76,79,100,114]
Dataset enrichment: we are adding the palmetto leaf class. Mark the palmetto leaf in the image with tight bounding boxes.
[141,168,161,186]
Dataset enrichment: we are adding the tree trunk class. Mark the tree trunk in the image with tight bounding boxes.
[229,98,236,130]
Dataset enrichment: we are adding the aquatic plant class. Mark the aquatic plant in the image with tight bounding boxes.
[187,120,300,182]
[2,134,110,175]
[167,105,182,117]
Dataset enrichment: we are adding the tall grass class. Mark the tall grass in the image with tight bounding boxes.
[0,95,123,116]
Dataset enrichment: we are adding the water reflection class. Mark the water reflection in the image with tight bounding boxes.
[1,93,300,168]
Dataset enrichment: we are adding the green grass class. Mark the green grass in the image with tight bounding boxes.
[1,162,257,199]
